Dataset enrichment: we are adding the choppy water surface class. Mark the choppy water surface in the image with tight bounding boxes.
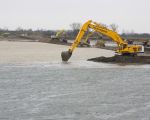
[0,61,150,120]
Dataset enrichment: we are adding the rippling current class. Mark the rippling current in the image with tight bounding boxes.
[0,61,150,120]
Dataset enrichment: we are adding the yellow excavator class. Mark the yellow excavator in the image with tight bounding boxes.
[79,31,93,47]
[79,31,104,47]
[61,20,143,61]
[51,30,67,43]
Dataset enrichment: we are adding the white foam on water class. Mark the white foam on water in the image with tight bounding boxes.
[2,61,150,69]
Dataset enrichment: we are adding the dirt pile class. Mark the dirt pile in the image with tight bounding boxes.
[88,55,150,64]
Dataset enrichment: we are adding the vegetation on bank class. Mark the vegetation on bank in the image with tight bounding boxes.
[0,23,150,41]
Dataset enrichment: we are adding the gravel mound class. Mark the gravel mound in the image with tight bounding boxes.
[88,55,150,64]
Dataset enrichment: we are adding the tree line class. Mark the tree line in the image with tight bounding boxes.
[0,23,150,40]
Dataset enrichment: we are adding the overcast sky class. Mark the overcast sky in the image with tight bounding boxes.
[0,0,149,33]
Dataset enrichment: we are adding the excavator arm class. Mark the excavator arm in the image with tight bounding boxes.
[69,20,92,52]
[61,20,142,61]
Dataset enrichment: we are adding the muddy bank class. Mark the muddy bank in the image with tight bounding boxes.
[88,55,150,64]
[145,47,150,54]
[48,40,72,46]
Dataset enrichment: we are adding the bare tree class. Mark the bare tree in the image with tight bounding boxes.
[70,23,81,30]
[109,24,118,32]
[70,23,81,37]
[100,23,108,28]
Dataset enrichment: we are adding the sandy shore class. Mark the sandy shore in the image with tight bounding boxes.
[0,41,114,64]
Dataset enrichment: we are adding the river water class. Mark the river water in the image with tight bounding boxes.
[0,61,150,120]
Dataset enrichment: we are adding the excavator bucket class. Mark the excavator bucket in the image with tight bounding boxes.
[61,51,72,61]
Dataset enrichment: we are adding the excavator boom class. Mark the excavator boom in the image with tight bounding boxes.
[61,20,142,61]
